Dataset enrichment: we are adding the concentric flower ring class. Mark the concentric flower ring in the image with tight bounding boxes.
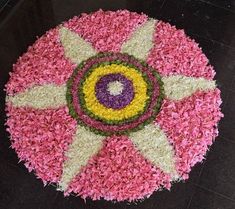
[95,73,134,109]
[67,52,164,135]
[5,10,223,202]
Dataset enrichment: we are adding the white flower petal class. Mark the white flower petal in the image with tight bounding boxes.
[59,27,97,64]
[107,81,124,96]
[129,124,178,178]
[121,19,156,60]
[6,84,67,109]
[162,75,216,100]
[58,125,105,191]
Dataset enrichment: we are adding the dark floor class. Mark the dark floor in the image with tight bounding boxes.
[0,0,235,209]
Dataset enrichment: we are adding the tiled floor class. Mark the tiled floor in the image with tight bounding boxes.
[0,0,234,209]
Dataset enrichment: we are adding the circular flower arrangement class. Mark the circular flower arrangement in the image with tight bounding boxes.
[67,52,164,136]
[5,10,223,202]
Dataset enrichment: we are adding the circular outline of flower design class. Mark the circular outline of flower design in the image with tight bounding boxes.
[66,52,164,136]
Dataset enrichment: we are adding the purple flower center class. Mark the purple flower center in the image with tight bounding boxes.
[95,73,134,109]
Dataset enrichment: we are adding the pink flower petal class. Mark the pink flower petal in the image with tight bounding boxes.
[156,89,223,179]
[64,9,148,52]
[66,136,171,201]
[5,105,77,183]
[147,21,215,79]
[5,28,76,95]
[4,10,223,202]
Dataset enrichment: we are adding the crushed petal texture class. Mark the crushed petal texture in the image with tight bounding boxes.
[64,10,148,52]
[6,28,76,95]
[5,105,77,183]
[66,136,171,202]
[156,89,223,179]
[147,21,215,79]
[4,10,223,202]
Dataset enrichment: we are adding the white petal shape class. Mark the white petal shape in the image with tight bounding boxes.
[129,124,178,177]
[59,27,97,64]
[58,125,105,190]
[162,75,216,100]
[121,19,156,60]
[6,84,67,109]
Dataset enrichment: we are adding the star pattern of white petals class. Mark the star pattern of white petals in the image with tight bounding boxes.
[6,20,217,191]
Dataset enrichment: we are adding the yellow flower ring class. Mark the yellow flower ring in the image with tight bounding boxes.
[67,52,164,135]
[5,11,223,203]
[82,64,148,121]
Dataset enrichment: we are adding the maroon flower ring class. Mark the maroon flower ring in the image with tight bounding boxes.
[67,52,164,135]
[5,10,223,202]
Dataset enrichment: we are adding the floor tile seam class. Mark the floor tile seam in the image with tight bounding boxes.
[192,183,235,202]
